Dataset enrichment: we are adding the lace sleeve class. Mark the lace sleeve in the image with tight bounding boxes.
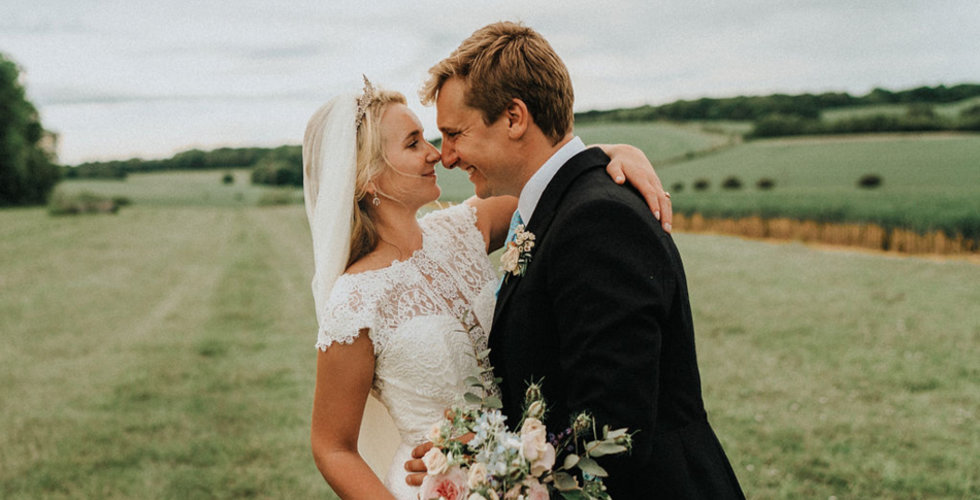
[316,276,382,354]
[420,203,486,256]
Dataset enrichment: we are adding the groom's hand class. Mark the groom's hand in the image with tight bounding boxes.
[404,431,476,486]
[404,441,432,486]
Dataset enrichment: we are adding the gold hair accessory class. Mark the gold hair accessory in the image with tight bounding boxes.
[355,75,376,129]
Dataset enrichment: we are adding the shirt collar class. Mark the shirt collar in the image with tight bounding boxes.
[518,136,586,224]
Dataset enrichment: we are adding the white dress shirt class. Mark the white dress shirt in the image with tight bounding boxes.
[517,136,586,224]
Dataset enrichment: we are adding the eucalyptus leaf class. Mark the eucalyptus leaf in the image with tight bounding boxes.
[478,349,492,358]
[562,454,580,470]
[464,376,482,387]
[484,395,503,409]
[463,392,483,404]
[576,457,609,478]
[588,442,628,457]
[560,490,591,500]
[553,472,579,491]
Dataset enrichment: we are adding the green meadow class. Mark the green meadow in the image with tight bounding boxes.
[820,96,980,122]
[627,133,980,239]
[1,170,977,498]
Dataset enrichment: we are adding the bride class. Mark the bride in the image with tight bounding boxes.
[304,78,672,500]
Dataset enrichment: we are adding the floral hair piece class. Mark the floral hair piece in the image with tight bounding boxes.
[354,75,376,130]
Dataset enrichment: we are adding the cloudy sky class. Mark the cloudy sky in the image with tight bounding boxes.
[1,0,978,164]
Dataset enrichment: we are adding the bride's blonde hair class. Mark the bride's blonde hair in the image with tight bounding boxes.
[348,89,406,268]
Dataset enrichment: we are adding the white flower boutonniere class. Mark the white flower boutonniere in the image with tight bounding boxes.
[500,224,535,281]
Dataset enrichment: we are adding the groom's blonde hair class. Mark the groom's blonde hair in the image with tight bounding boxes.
[420,21,574,145]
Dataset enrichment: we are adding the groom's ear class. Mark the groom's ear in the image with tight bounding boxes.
[504,98,529,140]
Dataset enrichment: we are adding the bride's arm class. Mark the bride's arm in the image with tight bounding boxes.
[467,144,673,253]
[311,332,396,500]
[466,195,518,253]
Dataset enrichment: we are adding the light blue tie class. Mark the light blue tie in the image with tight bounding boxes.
[496,209,524,295]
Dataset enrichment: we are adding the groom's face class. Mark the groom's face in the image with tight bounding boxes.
[436,77,516,198]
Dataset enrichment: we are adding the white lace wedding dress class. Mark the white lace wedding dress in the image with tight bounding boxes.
[316,204,499,500]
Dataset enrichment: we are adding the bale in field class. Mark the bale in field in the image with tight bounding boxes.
[857,174,883,189]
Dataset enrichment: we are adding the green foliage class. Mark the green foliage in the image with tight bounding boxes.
[66,145,304,184]
[47,190,123,215]
[0,52,61,205]
[251,158,301,187]
[747,111,954,138]
[961,104,980,118]
[575,84,980,124]
[756,178,775,190]
[221,172,235,185]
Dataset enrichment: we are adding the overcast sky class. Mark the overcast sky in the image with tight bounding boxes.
[1,0,978,164]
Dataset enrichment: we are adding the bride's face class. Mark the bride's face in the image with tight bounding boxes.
[375,103,442,208]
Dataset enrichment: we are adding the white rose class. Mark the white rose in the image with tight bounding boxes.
[428,422,443,446]
[520,418,556,477]
[500,244,520,274]
[467,462,489,489]
[422,447,449,475]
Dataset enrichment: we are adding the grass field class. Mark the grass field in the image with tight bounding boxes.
[1,171,978,498]
[574,121,734,160]
[821,96,980,122]
[53,169,302,207]
[655,133,980,239]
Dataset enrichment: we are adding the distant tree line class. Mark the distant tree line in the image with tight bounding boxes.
[1,53,61,206]
[748,102,980,138]
[575,84,980,123]
[65,145,304,185]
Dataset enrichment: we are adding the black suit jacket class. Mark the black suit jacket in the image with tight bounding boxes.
[489,147,744,499]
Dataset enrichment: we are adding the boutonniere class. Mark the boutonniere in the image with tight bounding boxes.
[500,224,535,281]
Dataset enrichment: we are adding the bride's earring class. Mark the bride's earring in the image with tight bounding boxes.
[372,193,381,207]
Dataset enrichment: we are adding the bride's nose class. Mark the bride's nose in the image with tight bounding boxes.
[426,142,441,164]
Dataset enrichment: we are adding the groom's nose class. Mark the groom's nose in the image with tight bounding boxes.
[440,143,459,169]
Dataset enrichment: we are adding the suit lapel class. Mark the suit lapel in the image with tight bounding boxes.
[493,147,611,319]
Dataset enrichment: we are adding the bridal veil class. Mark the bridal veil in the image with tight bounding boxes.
[302,91,400,478]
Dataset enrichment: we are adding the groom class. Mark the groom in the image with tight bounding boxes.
[410,22,744,498]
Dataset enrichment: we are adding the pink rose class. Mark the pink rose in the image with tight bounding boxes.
[523,478,550,500]
[419,466,469,500]
[502,484,523,500]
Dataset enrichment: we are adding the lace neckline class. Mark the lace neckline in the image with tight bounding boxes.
[343,224,433,279]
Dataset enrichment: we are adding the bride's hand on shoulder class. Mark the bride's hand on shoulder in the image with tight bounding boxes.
[596,143,673,233]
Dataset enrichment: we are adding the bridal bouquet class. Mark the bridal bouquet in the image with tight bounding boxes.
[419,380,633,500]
